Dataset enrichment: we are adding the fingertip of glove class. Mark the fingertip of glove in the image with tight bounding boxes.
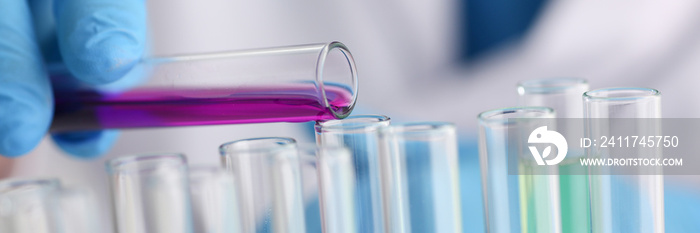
[57,1,146,85]
[0,95,51,158]
[0,121,47,157]
[0,131,43,157]
[52,130,119,159]
[64,30,142,85]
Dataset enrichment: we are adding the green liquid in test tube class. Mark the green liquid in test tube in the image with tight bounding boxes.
[478,107,560,233]
[517,78,590,233]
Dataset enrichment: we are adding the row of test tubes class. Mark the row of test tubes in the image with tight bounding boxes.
[1,78,664,233]
[0,116,463,233]
[480,78,664,233]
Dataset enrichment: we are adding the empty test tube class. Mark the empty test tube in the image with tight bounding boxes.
[189,166,242,233]
[220,137,306,233]
[299,145,357,233]
[315,115,390,233]
[584,88,664,233]
[478,107,561,233]
[517,78,590,233]
[0,179,102,233]
[53,187,101,233]
[106,153,194,233]
[379,122,463,233]
[0,179,61,233]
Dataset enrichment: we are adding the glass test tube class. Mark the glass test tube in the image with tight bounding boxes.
[517,78,590,233]
[51,41,358,132]
[315,115,390,233]
[0,179,102,233]
[106,153,193,233]
[220,137,306,233]
[478,107,561,233]
[189,166,241,233]
[298,145,357,233]
[517,78,588,117]
[0,179,60,233]
[53,187,102,233]
[584,88,664,233]
[379,122,463,233]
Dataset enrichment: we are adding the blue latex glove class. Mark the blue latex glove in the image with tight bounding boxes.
[0,0,146,158]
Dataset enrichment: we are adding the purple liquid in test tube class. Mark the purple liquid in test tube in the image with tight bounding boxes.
[53,85,353,130]
[50,42,358,132]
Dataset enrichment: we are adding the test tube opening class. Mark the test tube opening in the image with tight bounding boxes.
[517,78,588,95]
[106,153,187,174]
[315,114,390,134]
[478,107,555,126]
[317,42,359,119]
[584,87,660,101]
[219,137,297,156]
[0,179,60,193]
[382,122,456,141]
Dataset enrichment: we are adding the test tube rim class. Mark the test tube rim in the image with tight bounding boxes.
[317,41,359,119]
[583,87,660,102]
[517,77,588,94]
[478,106,555,126]
[219,137,297,157]
[105,153,187,174]
[381,121,456,141]
[0,178,60,194]
[315,114,391,134]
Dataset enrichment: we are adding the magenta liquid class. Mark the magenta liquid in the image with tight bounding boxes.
[51,84,353,132]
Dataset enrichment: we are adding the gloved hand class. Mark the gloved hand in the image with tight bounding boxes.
[0,0,146,158]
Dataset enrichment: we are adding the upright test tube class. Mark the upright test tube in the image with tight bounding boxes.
[583,88,664,232]
[189,166,241,233]
[220,137,306,233]
[53,187,102,233]
[298,145,357,233]
[51,41,358,132]
[0,179,102,233]
[517,78,590,233]
[0,179,60,233]
[478,107,561,233]
[315,115,390,233]
[379,122,463,233]
[106,153,194,233]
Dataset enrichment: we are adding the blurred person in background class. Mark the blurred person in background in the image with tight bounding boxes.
[2,0,700,232]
